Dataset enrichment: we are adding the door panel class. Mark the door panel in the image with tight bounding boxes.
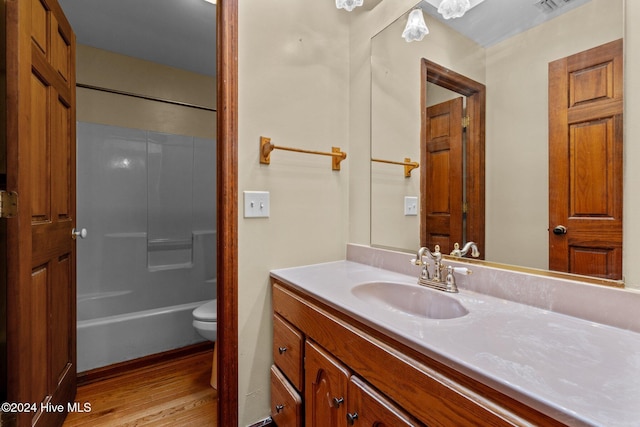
[548,39,623,280]
[423,97,464,253]
[5,0,77,425]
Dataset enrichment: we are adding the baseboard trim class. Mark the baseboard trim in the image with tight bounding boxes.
[77,341,215,386]
[247,417,273,427]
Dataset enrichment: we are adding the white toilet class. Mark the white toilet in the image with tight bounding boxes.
[192,299,218,389]
[192,299,217,342]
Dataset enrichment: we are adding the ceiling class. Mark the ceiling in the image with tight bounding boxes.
[57,0,591,78]
[419,0,592,47]
[58,0,217,77]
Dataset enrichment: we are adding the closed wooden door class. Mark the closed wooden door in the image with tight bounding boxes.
[305,340,350,427]
[422,97,464,253]
[548,39,623,280]
[5,0,77,426]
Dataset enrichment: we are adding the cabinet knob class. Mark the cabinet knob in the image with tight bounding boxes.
[278,346,287,355]
[332,397,344,408]
[346,412,359,425]
[275,404,284,413]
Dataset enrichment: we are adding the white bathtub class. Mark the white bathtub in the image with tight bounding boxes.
[77,299,210,372]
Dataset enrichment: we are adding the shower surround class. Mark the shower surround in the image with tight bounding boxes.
[75,122,216,372]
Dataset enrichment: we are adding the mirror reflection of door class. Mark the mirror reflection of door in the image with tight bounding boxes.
[423,96,464,253]
[549,39,623,280]
[420,59,485,257]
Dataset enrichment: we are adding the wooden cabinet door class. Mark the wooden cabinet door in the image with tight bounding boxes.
[548,39,623,280]
[346,377,424,427]
[423,97,464,253]
[5,0,77,426]
[305,340,350,427]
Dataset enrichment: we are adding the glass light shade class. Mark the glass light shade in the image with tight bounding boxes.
[437,0,471,19]
[402,9,429,42]
[336,0,363,12]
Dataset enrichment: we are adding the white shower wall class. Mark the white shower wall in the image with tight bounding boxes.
[76,121,216,371]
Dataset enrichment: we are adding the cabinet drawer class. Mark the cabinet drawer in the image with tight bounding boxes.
[271,365,302,427]
[273,313,304,391]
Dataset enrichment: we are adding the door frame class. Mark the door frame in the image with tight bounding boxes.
[420,59,486,255]
[217,0,239,424]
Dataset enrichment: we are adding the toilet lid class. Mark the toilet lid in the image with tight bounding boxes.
[193,300,217,321]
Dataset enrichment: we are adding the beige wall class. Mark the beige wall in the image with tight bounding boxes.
[238,0,350,424]
[76,44,215,138]
[624,0,640,288]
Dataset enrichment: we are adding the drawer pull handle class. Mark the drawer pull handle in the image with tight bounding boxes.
[347,412,359,425]
[333,397,344,408]
[278,346,287,354]
[275,404,284,413]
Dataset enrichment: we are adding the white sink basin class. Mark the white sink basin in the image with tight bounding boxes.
[351,281,469,319]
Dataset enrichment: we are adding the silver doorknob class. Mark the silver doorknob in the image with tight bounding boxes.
[72,228,87,239]
[553,225,567,235]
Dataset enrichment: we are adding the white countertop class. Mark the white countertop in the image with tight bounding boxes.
[271,260,640,427]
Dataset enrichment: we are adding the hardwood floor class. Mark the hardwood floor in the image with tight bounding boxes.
[63,350,218,426]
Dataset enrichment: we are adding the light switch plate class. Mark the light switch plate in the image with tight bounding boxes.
[244,191,270,218]
[404,196,418,216]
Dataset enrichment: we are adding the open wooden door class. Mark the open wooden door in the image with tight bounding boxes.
[422,97,464,253]
[5,0,77,426]
[548,39,623,280]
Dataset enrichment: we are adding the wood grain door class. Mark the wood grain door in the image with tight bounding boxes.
[423,97,464,253]
[304,340,349,427]
[548,39,623,280]
[5,0,77,426]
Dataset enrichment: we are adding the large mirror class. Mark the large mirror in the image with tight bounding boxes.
[370,0,625,280]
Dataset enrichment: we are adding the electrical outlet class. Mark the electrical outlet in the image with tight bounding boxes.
[404,196,418,216]
[244,191,270,218]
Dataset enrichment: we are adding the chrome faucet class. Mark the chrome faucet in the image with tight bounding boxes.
[449,242,480,258]
[412,245,472,293]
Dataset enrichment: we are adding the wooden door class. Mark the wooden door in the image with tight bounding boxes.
[346,376,423,426]
[304,340,349,427]
[5,0,77,426]
[423,97,464,253]
[548,39,623,280]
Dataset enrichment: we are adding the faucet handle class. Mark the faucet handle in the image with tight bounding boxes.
[453,267,472,275]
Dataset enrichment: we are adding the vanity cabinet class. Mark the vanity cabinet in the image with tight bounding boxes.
[271,279,566,427]
[272,291,423,426]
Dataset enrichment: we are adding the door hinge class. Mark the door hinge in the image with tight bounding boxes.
[462,116,470,129]
[463,202,469,214]
[0,191,18,218]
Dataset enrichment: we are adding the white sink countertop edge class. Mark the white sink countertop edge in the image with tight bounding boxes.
[271,260,640,427]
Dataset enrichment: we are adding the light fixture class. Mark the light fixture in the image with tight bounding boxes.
[203,0,216,4]
[437,0,471,19]
[336,0,363,12]
[402,9,429,42]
